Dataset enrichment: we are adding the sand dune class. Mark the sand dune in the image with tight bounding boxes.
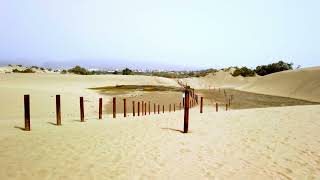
[238,67,320,102]
[180,67,320,102]
[179,69,256,89]
[0,65,55,74]
[1,69,320,179]
[0,105,319,179]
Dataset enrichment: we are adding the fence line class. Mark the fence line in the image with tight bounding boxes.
[21,86,230,133]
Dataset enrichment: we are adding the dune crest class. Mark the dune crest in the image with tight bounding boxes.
[238,67,320,102]
[179,67,320,102]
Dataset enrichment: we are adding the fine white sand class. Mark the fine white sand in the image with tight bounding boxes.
[0,105,319,179]
[0,73,179,120]
[0,72,320,179]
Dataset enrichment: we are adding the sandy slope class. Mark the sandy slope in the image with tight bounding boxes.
[0,71,320,179]
[238,67,320,102]
[0,105,319,179]
[179,67,320,102]
[0,65,54,73]
[0,73,179,120]
[179,69,256,89]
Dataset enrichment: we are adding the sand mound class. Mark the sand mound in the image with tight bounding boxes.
[0,65,55,74]
[238,67,320,102]
[179,69,257,89]
[179,66,320,102]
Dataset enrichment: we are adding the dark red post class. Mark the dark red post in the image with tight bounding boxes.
[184,87,190,133]
[200,97,203,113]
[158,104,160,114]
[162,105,164,113]
[99,98,102,119]
[24,95,30,131]
[226,104,228,111]
[113,97,116,118]
[142,101,144,116]
[154,103,156,114]
[138,102,140,116]
[56,95,61,125]
[216,103,218,112]
[80,97,84,122]
[183,97,185,107]
[148,101,150,115]
[132,101,135,116]
[123,99,127,117]
[144,103,147,115]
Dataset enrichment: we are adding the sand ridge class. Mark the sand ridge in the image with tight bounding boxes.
[179,67,320,102]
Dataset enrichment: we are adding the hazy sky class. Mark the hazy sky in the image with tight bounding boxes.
[0,0,319,69]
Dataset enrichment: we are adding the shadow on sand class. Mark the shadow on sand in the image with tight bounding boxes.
[14,126,27,131]
[161,127,184,133]
[47,122,58,126]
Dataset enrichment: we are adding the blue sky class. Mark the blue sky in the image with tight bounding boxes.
[0,0,319,69]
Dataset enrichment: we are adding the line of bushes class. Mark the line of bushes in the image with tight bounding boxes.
[12,68,35,73]
[232,61,293,77]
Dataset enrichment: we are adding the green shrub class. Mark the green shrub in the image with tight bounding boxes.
[232,67,255,77]
[122,68,133,75]
[254,61,293,76]
[61,70,67,74]
[68,66,93,75]
[31,66,39,69]
[12,68,35,73]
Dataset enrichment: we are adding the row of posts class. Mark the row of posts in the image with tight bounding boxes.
[23,89,230,132]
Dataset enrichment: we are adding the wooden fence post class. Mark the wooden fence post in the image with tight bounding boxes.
[200,97,203,113]
[144,103,147,116]
[148,101,150,115]
[142,101,144,116]
[80,97,84,122]
[216,103,218,112]
[133,101,135,116]
[56,95,61,125]
[184,87,190,133]
[226,104,228,111]
[158,104,160,114]
[174,104,176,112]
[113,97,116,118]
[154,103,156,114]
[123,98,126,117]
[183,97,185,107]
[24,95,30,131]
[138,102,140,116]
[99,98,102,119]
[163,105,164,113]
